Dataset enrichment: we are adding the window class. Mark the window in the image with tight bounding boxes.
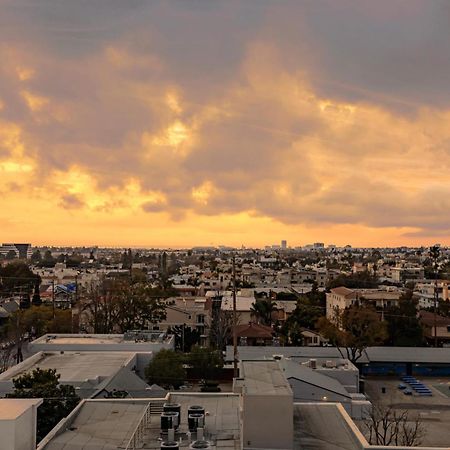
[196,314,205,324]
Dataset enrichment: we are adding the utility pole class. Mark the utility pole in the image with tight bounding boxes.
[431,246,440,348]
[51,278,55,319]
[232,254,238,378]
[434,263,438,348]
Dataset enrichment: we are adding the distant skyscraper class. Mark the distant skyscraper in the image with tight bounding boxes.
[281,240,287,250]
[0,243,32,259]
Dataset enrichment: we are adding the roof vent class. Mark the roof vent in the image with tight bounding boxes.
[161,441,179,449]
[189,441,212,450]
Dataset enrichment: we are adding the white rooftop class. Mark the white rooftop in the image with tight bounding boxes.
[42,400,148,450]
[0,399,42,420]
[0,352,135,383]
[239,360,293,396]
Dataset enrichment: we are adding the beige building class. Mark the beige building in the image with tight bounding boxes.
[326,286,402,323]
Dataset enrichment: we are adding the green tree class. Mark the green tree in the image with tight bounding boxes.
[145,349,185,389]
[32,281,42,306]
[327,271,379,290]
[115,282,167,332]
[187,346,223,380]
[281,302,323,345]
[385,291,424,346]
[7,368,79,442]
[0,262,39,298]
[317,306,387,364]
[41,250,56,268]
[250,298,277,326]
[6,250,17,260]
[31,250,42,264]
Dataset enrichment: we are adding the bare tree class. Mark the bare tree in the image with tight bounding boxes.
[364,405,425,446]
[0,345,13,373]
[209,310,240,351]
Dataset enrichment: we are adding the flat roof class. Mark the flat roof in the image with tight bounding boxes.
[36,336,124,345]
[0,399,42,420]
[240,361,292,396]
[43,401,148,450]
[0,352,134,383]
[228,345,450,365]
[32,332,172,345]
[293,403,363,450]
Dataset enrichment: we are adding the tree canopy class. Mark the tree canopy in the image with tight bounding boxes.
[7,368,79,442]
[317,305,387,364]
[327,271,379,290]
[145,349,185,389]
[187,346,223,380]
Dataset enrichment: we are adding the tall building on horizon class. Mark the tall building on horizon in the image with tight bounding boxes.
[0,243,32,259]
[281,240,287,249]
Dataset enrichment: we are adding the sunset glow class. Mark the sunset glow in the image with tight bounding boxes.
[1,0,449,247]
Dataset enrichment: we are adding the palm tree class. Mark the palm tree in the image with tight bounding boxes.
[250,299,277,326]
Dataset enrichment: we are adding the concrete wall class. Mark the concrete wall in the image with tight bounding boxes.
[288,378,370,420]
[0,421,15,450]
[0,401,40,450]
[242,394,293,450]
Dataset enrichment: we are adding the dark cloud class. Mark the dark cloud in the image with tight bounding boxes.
[59,194,85,210]
[1,0,450,240]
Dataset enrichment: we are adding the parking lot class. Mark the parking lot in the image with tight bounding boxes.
[361,377,450,447]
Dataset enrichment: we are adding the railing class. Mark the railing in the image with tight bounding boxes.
[124,403,152,450]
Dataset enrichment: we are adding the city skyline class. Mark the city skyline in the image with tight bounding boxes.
[1,1,450,247]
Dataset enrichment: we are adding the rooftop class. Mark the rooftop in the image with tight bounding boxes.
[0,351,135,383]
[0,399,42,420]
[239,360,292,396]
[229,345,450,364]
[40,394,241,450]
[41,400,148,450]
[32,331,173,346]
[294,403,363,450]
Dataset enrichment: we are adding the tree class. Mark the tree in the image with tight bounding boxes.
[8,306,72,363]
[187,346,223,380]
[7,368,80,442]
[42,250,56,268]
[364,405,425,446]
[80,278,167,333]
[6,250,17,260]
[32,281,42,306]
[0,262,39,298]
[169,325,201,352]
[327,271,379,290]
[145,349,186,389]
[280,302,323,345]
[250,298,277,326]
[317,306,387,364]
[115,281,167,332]
[31,250,42,264]
[0,345,13,373]
[385,291,424,346]
[209,310,236,351]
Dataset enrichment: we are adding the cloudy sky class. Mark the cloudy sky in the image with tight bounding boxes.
[1,0,450,247]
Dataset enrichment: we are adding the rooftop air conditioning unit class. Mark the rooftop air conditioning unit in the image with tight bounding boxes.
[161,412,179,432]
[309,359,317,369]
[189,441,212,450]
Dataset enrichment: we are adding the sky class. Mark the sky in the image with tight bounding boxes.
[0,0,450,248]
